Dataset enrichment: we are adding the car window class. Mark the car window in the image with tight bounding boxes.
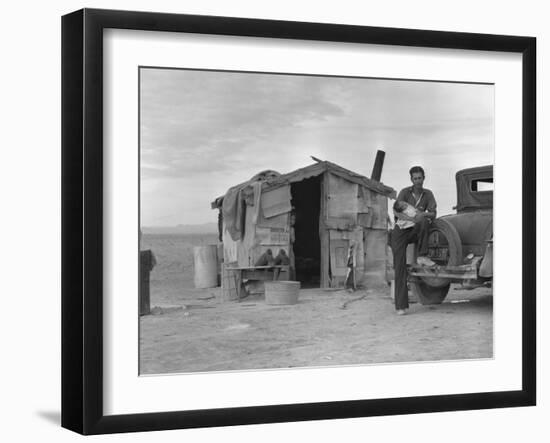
[471,178,493,192]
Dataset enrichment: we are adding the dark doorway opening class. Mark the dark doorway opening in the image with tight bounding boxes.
[291,176,321,288]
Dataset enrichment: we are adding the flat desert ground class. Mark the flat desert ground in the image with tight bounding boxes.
[139,233,493,375]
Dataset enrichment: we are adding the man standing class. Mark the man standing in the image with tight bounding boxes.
[391,166,437,315]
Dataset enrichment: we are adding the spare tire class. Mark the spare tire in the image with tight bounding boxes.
[411,218,463,304]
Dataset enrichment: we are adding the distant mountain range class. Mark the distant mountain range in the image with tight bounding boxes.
[142,222,218,235]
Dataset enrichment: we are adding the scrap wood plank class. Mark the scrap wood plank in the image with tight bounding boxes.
[340,293,367,309]
[329,238,349,278]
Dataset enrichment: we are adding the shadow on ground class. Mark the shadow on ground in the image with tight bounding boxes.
[36,410,60,426]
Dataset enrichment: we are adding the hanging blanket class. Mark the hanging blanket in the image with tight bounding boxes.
[222,185,246,241]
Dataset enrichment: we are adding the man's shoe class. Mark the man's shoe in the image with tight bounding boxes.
[396,309,407,315]
[417,256,436,267]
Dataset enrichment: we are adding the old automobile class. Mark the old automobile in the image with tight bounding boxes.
[407,165,493,305]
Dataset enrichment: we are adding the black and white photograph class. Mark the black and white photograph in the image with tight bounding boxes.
[0,0,540,440]
[138,67,494,375]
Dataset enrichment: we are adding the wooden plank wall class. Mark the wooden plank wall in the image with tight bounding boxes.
[320,174,330,288]
[362,228,390,286]
[357,187,388,229]
[324,173,389,288]
[328,228,364,288]
[327,173,358,223]
[223,173,390,288]
[223,187,292,267]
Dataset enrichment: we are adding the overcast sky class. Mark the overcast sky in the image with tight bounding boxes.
[140,68,494,227]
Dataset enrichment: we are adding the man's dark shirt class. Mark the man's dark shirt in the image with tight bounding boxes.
[396,186,437,221]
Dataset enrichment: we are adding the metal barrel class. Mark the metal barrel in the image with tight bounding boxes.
[193,245,218,288]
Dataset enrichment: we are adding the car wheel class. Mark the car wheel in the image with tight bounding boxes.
[412,218,462,304]
[411,281,450,305]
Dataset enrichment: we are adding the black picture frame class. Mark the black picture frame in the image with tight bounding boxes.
[61,8,536,435]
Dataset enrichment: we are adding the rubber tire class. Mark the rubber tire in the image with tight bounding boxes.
[411,218,462,305]
[411,281,451,305]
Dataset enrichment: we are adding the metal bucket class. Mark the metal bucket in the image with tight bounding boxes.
[264,281,300,305]
[193,245,218,288]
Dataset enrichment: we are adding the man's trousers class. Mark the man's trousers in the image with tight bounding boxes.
[390,218,431,310]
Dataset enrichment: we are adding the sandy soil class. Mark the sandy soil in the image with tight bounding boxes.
[139,283,492,375]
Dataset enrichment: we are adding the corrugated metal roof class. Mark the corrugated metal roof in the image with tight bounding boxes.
[211,160,396,208]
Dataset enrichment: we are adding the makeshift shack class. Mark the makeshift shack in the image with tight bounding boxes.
[211,159,396,290]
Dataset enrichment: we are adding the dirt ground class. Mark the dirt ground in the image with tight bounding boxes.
[139,283,493,375]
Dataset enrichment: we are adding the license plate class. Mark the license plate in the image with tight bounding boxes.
[428,247,448,259]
